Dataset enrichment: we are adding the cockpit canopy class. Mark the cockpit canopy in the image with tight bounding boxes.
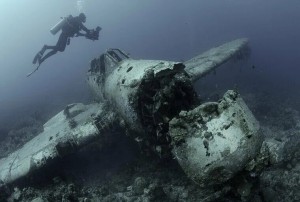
[88,48,130,76]
[87,49,130,101]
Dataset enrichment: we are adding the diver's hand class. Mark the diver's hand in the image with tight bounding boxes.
[96,26,102,32]
[87,29,93,35]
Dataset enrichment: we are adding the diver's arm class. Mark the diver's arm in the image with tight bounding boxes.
[80,24,90,33]
[75,32,86,37]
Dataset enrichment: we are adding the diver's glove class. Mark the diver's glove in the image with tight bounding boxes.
[87,27,101,35]
[85,27,101,41]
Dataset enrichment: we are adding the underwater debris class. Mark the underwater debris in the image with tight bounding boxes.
[169,90,263,187]
[1,39,263,196]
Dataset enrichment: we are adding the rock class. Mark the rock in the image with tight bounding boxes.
[260,167,300,202]
[146,183,167,201]
[133,177,148,195]
[261,187,276,202]
[31,197,45,202]
[12,187,21,200]
[263,138,285,165]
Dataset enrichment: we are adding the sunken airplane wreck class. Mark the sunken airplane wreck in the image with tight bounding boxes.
[0,38,263,188]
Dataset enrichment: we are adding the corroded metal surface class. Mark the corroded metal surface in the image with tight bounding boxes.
[1,38,261,188]
[0,103,117,185]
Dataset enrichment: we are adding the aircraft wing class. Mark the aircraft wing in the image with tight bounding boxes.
[184,38,249,82]
[0,103,117,186]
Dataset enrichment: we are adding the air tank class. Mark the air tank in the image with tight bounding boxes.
[50,15,72,35]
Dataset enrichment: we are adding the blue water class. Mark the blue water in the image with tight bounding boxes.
[0,0,300,130]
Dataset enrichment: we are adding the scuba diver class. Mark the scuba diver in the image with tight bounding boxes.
[29,13,101,77]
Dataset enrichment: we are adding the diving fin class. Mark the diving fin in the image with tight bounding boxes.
[32,52,42,64]
[27,65,40,77]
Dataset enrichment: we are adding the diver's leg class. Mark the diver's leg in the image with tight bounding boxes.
[33,45,56,64]
[40,45,56,55]
[38,50,58,65]
[56,34,68,52]
[33,32,67,64]
[36,34,68,65]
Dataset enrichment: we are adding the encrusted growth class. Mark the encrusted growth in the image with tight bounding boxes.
[169,90,263,187]
[137,66,198,157]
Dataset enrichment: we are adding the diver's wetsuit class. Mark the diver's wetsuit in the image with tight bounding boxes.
[34,15,90,65]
